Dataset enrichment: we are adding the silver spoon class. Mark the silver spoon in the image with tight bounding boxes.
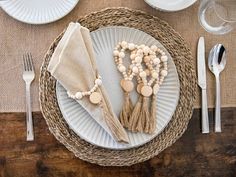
[208,44,226,132]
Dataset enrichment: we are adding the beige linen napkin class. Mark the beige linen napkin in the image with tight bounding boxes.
[48,22,129,143]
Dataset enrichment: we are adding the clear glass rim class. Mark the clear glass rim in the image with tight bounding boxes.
[213,1,236,23]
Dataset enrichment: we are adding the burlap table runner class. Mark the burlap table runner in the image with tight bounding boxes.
[0,0,235,111]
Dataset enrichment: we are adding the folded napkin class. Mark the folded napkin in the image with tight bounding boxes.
[48,22,129,143]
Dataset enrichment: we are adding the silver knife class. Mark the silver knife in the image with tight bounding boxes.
[197,37,209,133]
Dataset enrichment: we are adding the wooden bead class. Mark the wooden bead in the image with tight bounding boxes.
[137,49,143,55]
[152,72,158,79]
[151,45,157,52]
[118,65,126,72]
[120,79,134,92]
[136,83,144,94]
[95,78,102,86]
[89,92,102,104]
[144,56,150,63]
[153,84,160,95]
[128,43,135,50]
[119,52,125,58]
[135,56,142,63]
[141,85,153,97]
[161,55,168,62]
[91,87,96,92]
[132,66,139,73]
[75,92,83,99]
[139,71,146,78]
[113,50,119,56]
[143,46,150,55]
[161,70,168,77]
[153,57,160,64]
[121,41,128,49]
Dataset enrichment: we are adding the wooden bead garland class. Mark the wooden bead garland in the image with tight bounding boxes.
[113,41,139,128]
[67,75,103,105]
[113,41,168,134]
[142,46,168,133]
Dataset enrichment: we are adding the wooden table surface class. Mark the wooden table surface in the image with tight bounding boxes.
[0,108,235,177]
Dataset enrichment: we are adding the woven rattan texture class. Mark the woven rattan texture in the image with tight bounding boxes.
[39,8,197,166]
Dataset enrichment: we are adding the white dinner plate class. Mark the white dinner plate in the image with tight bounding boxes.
[56,26,180,150]
[0,0,79,24]
[144,0,197,12]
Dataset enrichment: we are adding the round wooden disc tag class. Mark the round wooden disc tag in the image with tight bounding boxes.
[89,92,102,104]
[141,85,153,97]
[120,79,125,88]
[136,83,144,94]
[120,79,134,92]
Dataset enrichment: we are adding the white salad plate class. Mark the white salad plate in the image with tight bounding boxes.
[0,0,79,24]
[144,0,197,12]
[56,26,180,150]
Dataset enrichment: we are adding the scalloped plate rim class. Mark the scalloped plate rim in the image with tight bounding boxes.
[144,0,197,12]
[0,0,80,25]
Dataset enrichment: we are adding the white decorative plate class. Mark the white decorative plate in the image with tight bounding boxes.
[56,26,180,150]
[144,0,196,12]
[0,0,79,24]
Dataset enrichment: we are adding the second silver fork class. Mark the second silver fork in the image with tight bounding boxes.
[23,53,35,141]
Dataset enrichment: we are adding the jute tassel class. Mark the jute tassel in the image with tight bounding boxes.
[131,96,151,133]
[119,92,133,128]
[141,97,151,133]
[101,104,129,143]
[129,96,143,132]
[149,94,157,134]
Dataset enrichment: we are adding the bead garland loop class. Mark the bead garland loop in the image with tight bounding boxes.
[67,75,103,104]
[113,41,169,134]
[113,41,139,93]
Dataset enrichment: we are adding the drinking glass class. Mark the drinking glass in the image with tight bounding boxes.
[198,0,236,35]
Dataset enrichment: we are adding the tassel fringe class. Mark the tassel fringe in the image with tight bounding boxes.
[128,96,142,132]
[103,107,130,143]
[119,92,133,128]
[141,97,150,133]
[149,95,157,134]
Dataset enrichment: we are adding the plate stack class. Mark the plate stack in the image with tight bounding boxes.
[39,8,197,166]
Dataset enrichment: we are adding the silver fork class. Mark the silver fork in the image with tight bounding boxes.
[23,53,35,141]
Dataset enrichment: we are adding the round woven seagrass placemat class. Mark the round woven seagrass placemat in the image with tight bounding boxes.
[39,7,197,166]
